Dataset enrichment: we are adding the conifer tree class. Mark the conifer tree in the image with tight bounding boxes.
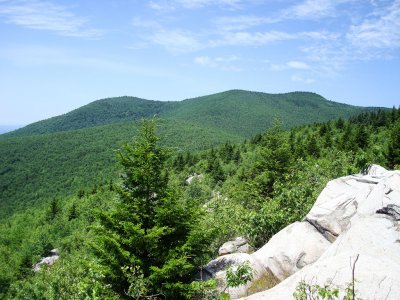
[92,120,207,299]
[387,121,400,169]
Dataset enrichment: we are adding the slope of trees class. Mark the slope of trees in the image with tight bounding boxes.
[0,107,398,298]
[0,119,241,218]
[5,90,372,139]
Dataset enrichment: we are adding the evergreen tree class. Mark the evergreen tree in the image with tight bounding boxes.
[307,135,320,157]
[47,198,60,221]
[355,125,369,149]
[254,120,292,197]
[387,121,400,169]
[335,117,345,130]
[92,120,206,299]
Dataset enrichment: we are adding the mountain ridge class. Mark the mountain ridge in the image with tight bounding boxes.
[3,89,377,139]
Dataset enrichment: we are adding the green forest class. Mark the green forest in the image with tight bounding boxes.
[4,90,371,139]
[0,104,399,299]
[0,90,376,218]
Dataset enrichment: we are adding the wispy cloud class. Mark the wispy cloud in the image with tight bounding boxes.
[0,0,103,38]
[0,45,175,78]
[194,54,240,70]
[291,74,315,84]
[347,0,400,49]
[177,0,241,9]
[284,0,336,19]
[214,15,275,31]
[148,0,241,11]
[146,29,203,52]
[213,30,339,47]
[215,30,296,46]
[271,60,311,71]
[132,17,162,30]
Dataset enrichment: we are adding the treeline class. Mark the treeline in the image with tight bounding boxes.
[0,107,399,298]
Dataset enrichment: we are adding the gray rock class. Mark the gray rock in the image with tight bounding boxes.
[219,237,253,256]
[186,173,204,185]
[240,167,400,300]
[252,221,330,281]
[203,253,271,299]
[32,248,60,272]
[202,166,400,299]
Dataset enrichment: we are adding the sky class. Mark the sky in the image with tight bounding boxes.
[0,0,399,125]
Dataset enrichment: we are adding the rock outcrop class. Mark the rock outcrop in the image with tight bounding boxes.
[219,237,253,256]
[205,165,400,299]
[186,173,204,185]
[32,248,60,272]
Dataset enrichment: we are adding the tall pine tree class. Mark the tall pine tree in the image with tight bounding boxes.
[92,120,207,299]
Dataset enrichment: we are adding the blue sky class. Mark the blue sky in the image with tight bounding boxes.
[0,0,399,125]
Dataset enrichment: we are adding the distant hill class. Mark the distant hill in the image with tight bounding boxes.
[0,119,242,218]
[0,90,380,217]
[4,90,372,139]
[0,125,23,134]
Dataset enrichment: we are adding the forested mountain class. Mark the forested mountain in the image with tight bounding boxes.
[4,90,373,139]
[0,90,377,218]
[0,107,398,299]
[0,119,242,218]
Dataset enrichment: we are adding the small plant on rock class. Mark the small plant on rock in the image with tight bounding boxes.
[220,261,253,299]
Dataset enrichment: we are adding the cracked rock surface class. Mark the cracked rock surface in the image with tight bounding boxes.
[241,165,400,300]
[204,165,400,299]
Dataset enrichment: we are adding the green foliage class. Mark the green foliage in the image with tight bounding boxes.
[225,261,253,289]
[0,119,241,218]
[8,255,115,300]
[293,279,363,300]
[6,90,371,139]
[0,106,398,298]
[92,119,210,299]
[0,91,382,218]
[293,280,339,300]
[387,120,400,169]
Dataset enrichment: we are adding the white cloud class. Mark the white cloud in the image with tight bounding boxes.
[347,0,400,49]
[291,74,315,84]
[132,17,162,30]
[0,45,174,78]
[214,15,275,31]
[0,0,103,38]
[271,61,311,71]
[213,30,339,48]
[148,0,241,10]
[275,61,311,70]
[147,29,202,52]
[216,30,296,46]
[148,1,176,12]
[194,56,212,66]
[286,0,335,19]
[177,0,240,8]
[194,54,240,70]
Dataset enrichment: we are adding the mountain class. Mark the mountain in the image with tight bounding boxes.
[0,125,23,134]
[0,119,241,218]
[0,105,398,299]
[4,90,372,139]
[0,90,380,217]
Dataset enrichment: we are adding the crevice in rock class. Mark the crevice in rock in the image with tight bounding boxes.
[385,188,393,195]
[376,204,400,221]
[296,252,307,269]
[305,218,338,243]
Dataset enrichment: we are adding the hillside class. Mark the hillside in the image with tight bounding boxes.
[0,107,398,299]
[4,90,372,139]
[0,119,242,218]
[162,90,369,137]
[0,90,377,217]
